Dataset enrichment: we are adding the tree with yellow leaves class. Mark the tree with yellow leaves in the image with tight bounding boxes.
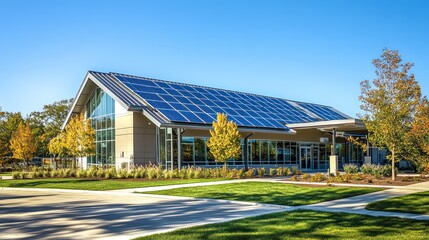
[9,123,37,164]
[48,132,69,168]
[408,98,429,172]
[64,114,95,168]
[359,49,422,180]
[207,113,241,167]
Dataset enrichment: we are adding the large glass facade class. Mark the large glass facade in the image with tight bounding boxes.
[156,127,364,170]
[86,87,115,166]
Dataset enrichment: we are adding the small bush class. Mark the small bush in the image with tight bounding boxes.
[302,173,310,180]
[284,167,291,176]
[343,164,358,174]
[290,175,299,181]
[360,164,373,175]
[310,173,326,182]
[291,166,300,175]
[257,167,266,177]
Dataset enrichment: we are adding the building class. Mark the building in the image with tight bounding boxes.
[63,71,380,171]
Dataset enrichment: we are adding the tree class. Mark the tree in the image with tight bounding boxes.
[26,98,74,157]
[48,132,69,158]
[0,112,24,158]
[359,49,422,180]
[9,123,37,163]
[408,98,429,171]
[64,114,95,168]
[206,113,241,167]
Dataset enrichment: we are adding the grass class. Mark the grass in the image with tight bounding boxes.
[135,210,429,240]
[0,178,229,191]
[366,190,429,215]
[144,182,381,206]
[0,172,12,176]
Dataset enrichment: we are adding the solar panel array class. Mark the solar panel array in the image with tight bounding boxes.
[105,73,349,130]
[91,72,142,107]
[296,102,349,121]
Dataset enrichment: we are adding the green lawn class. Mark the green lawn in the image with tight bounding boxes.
[0,173,12,176]
[0,178,229,191]
[144,182,381,206]
[366,190,429,215]
[136,210,429,240]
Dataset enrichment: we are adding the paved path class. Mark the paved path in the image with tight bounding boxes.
[0,188,288,240]
[300,181,429,220]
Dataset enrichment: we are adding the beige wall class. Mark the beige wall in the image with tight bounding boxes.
[115,104,156,167]
[132,112,156,165]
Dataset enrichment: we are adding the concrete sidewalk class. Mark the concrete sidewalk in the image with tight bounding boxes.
[299,181,429,220]
[0,188,289,240]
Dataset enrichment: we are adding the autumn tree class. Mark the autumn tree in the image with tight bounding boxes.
[48,132,69,167]
[27,98,74,157]
[9,123,37,163]
[207,113,241,167]
[64,114,95,168]
[359,49,422,180]
[0,112,24,158]
[408,98,429,171]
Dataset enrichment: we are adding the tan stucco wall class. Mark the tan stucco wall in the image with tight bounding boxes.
[133,112,156,165]
[114,101,156,167]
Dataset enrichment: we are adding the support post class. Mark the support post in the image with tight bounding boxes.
[243,132,254,171]
[329,128,338,175]
[364,133,372,164]
[177,128,182,170]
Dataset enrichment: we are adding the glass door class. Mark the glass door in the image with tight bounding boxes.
[300,146,312,170]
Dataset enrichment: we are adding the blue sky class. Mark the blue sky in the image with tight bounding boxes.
[0,0,428,118]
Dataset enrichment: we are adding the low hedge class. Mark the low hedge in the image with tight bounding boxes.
[12,165,294,180]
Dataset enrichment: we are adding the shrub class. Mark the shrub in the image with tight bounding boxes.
[245,169,255,178]
[257,167,266,177]
[276,167,283,176]
[360,163,373,175]
[290,175,299,181]
[291,166,300,175]
[76,169,87,178]
[269,168,276,176]
[284,167,291,176]
[343,164,358,174]
[352,173,365,181]
[12,172,20,179]
[310,173,326,182]
[302,173,310,180]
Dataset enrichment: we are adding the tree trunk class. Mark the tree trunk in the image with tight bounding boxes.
[392,147,395,181]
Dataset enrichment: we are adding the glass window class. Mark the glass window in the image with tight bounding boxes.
[290,142,297,164]
[85,87,116,167]
[276,141,284,164]
[195,138,206,165]
[260,141,268,164]
[268,141,276,164]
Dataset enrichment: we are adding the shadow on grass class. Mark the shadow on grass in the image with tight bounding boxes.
[137,210,429,240]
[147,182,380,206]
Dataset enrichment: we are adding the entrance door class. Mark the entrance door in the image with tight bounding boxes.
[300,146,312,170]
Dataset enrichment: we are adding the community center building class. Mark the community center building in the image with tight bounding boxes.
[63,71,385,172]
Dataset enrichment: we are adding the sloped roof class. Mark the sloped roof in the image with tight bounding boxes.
[64,71,353,132]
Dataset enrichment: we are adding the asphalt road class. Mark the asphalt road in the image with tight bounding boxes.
[0,189,284,240]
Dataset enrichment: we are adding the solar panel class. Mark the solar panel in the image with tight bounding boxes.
[296,102,349,121]
[111,73,347,129]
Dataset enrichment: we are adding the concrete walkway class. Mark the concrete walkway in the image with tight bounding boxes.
[299,181,429,220]
[0,188,288,240]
